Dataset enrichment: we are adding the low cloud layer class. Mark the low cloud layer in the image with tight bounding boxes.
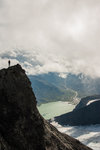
[52,121,100,150]
[0,0,100,77]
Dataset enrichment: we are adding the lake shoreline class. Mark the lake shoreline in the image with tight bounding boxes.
[38,101,75,119]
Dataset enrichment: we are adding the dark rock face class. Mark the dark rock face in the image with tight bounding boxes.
[74,95,100,111]
[0,64,92,150]
[54,97,100,126]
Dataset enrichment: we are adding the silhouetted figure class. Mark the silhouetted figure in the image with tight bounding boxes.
[8,60,11,67]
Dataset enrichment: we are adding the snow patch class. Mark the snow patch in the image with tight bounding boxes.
[87,99,100,106]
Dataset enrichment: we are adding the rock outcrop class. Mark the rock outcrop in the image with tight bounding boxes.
[74,95,100,111]
[54,96,100,126]
[0,64,92,150]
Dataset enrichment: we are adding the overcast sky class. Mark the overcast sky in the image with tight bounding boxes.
[0,0,100,77]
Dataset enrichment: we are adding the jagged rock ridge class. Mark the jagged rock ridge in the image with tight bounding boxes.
[0,64,92,150]
[74,95,100,111]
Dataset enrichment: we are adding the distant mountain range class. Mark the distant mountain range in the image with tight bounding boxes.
[66,73,100,97]
[29,74,76,104]
[29,72,100,104]
[54,95,100,126]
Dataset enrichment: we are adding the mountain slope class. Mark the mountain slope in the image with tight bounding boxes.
[29,73,100,104]
[0,64,92,150]
[29,75,76,104]
[66,73,100,97]
[74,95,100,111]
[54,97,100,126]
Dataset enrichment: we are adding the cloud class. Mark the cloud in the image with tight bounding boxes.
[0,49,100,79]
[0,0,100,77]
[51,121,100,150]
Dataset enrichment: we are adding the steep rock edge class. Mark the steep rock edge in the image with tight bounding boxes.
[0,64,92,150]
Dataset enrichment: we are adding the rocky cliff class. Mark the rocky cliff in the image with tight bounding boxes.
[0,64,92,150]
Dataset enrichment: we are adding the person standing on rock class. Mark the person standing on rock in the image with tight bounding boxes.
[8,60,11,67]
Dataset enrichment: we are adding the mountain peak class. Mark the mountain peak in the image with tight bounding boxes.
[0,65,92,150]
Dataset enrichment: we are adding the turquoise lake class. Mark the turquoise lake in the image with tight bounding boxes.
[38,101,75,119]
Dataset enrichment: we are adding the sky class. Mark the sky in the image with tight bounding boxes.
[0,0,100,77]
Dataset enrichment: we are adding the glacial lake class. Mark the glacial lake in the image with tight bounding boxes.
[37,101,75,120]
